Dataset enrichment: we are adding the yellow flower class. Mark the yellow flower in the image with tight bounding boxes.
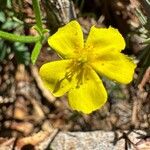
[39,20,136,114]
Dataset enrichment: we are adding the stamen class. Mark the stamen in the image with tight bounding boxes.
[60,59,89,90]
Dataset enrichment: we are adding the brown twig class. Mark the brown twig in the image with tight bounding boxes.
[138,67,150,91]
[30,65,55,103]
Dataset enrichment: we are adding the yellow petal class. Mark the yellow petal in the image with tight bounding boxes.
[68,67,107,114]
[91,52,136,84]
[48,20,84,59]
[85,26,125,55]
[39,60,74,97]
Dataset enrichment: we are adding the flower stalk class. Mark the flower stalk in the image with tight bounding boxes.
[0,30,40,43]
[32,0,43,32]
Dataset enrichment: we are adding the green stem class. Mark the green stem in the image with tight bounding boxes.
[0,30,40,43]
[32,0,43,31]
[142,38,150,44]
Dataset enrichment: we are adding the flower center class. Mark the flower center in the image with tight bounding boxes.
[77,55,88,64]
[64,57,89,89]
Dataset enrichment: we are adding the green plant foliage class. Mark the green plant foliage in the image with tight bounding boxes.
[0,11,6,23]
[31,41,42,64]
[13,42,30,65]
[0,40,8,61]
[134,1,150,84]
[0,0,30,65]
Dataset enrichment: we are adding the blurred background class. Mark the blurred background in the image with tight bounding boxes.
[0,0,150,149]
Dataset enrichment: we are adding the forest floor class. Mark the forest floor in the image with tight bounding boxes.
[0,0,150,149]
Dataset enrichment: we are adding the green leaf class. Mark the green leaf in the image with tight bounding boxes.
[2,19,17,30]
[42,28,49,34]
[31,41,42,64]
[0,40,7,61]
[13,42,30,65]
[0,11,6,23]
[33,25,43,36]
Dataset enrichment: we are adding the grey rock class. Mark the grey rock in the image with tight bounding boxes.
[50,130,146,150]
